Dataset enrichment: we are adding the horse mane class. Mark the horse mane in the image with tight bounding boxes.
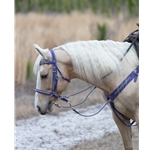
[34,40,138,83]
[54,40,138,82]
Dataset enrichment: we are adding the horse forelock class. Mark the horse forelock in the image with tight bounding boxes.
[54,40,138,83]
[33,55,43,76]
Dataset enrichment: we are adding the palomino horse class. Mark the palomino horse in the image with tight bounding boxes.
[33,40,139,150]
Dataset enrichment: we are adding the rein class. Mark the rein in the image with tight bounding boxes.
[35,34,139,126]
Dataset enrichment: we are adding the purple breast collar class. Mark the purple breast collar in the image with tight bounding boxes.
[104,65,139,101]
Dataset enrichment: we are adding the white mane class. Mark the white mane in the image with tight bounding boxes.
[54,40,138,82]
[34,40,138,83]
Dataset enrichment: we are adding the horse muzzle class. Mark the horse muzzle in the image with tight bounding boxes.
[36,101,53,115]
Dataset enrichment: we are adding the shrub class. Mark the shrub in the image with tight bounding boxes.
[26,60,33,79]
[96,23,107,40]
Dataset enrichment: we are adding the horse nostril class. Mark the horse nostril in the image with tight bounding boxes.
[37,106,41,113]
[36,105,47,115]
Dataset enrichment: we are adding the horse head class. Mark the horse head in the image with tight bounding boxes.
[33,44,73,115]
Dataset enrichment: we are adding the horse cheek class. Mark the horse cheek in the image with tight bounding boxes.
[57,80,69,94]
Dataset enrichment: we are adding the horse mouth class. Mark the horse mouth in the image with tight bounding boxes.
[48,101,53,112]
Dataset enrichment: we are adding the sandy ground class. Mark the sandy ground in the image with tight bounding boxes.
[15,104,138,150]
[15,104,117,150]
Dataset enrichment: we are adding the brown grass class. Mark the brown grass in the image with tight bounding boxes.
[15,11,138,85]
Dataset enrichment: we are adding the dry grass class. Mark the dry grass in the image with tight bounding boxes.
[15,11,138,85]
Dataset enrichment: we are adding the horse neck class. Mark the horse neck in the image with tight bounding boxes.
[54,50,121,94]
[70,60,136,96]
[72,64,134,95]
[96,69,129,95]
[54,47,137,95]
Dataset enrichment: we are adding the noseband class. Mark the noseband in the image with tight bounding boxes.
[35,50,70,102]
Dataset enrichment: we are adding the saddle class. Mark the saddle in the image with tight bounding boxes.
[123,23,139,58]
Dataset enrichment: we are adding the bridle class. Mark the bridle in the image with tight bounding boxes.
[35,50,70,102]
[35,49,114,104]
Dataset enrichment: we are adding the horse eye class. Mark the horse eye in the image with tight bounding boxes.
[41,74,48,79]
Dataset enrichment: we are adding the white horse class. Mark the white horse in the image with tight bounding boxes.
[33,40,139,150]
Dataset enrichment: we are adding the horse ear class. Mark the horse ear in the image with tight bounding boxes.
[33,44,49,60]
